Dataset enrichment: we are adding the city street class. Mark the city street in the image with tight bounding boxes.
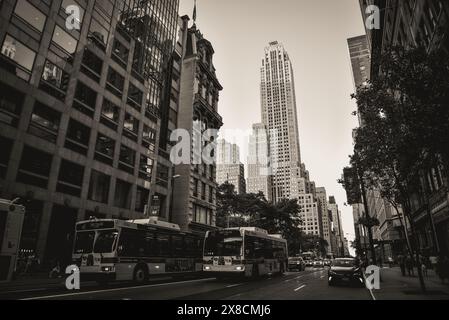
[0,268,371,301]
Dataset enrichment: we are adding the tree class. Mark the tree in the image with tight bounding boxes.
[349,45,449,293]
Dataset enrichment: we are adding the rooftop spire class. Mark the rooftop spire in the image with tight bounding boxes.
[193,0,197,25]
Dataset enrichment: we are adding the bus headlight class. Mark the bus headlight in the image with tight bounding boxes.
[204,266,211,271]
[235,266,244,271]
[101,266,114,272]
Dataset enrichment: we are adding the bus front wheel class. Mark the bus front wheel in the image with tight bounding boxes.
[133,264,149,284]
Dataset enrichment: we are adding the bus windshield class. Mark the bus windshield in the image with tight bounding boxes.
[94,230,119,253]
[74,231,95,254]
[204,231,242,256]
[74,230,118,254]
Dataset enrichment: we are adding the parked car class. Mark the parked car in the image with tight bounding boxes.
[288,257,306,271]
[313,259,324,268]
[324,259,331,267]
[328,258,364,287]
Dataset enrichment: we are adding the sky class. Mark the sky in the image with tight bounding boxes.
[179,0,366,254]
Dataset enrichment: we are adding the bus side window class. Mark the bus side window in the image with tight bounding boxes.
[155,234,170,257]
[184,236,195,258]
[171,235,184,257]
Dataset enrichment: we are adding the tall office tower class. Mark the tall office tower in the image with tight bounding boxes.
[316,187,332,256]
[0,0,179,265]
[171,19,223,233]
[347,35,371,126]
[247,123,272,202]
[329,196,344,257]
[260,41,301,202]
[216,140,246,194]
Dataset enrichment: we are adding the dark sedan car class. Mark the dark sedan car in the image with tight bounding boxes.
[288,257,305,271]
[328,258,365,287]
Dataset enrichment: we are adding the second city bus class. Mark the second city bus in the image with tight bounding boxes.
[203,227,288,278]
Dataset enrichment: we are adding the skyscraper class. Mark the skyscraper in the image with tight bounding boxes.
[260,41,301,202]
[246,123,272,202]
[316,187,332,256]
[216,140,246,194]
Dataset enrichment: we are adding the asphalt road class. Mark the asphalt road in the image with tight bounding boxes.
[4,268,372,300]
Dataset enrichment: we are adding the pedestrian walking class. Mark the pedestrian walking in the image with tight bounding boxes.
[398,255,406,276]
[405,255,414,276]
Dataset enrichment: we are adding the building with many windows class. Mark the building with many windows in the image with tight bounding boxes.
[216,139,246,195]
[0,0,179,266]
[171,18,223,234]
[260,41,302,202]
[246,123,272,202]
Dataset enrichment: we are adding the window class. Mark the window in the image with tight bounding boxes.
[88,15,109,50]
[40,60,70,101]
[81,49,103,82]
[106,68,124,97]
[127,83,143,111]
[0,136,13,178]
[13,0,47,32]
[17,146,52,188]
[139,155,153,181]
[123,113,139,141]
[100,99,120,130]
[114,179,132,209]
[209,186,213,203]
[0,34,36,81]
[57,159,84,197]
[201,182,206,200]
[28,101,61,143]
[52,25,78,55]
[73,81,97,117]
[135,187,149,213]
[95,134,115,165]
[65,118,90,155]
[88,170,110,204]
[112,39,128,68]
[119,145,135,174]
[0,82,24,127]
[193,179,198,197]
[142,125,156,151]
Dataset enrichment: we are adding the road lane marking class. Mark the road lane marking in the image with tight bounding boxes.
[294,284,306,292]
[320,275,325,279]
[226,284,243,288]
[21,278,217,300]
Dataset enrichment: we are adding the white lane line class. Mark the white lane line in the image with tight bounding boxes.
[284,279,291,283]
[226,283,243,288]
[21,278,217,300]
[294,284,307,292]
[295,275,304,279]
[320,275,325,279]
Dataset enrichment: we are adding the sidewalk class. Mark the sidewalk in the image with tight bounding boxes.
[372,267,449,300]
[0,274,66,294]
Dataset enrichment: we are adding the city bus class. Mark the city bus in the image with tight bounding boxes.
[72,218,204,284]
[0,199,25,283]
[203,227,288,279]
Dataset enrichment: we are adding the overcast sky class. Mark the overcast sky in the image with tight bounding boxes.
[179,0,366,252]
